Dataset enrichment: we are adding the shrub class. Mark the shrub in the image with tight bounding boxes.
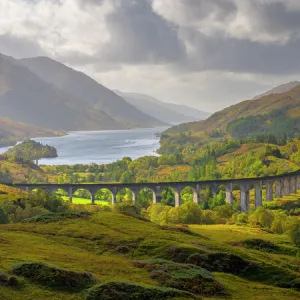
[187,253,254,275]
[132,259,228,297]
[21,212,90,223]
[243,239,279,252]
[0,206,9,224]
[236,213,248,224]
[289,221,300,247]
[12,262,97,290]
[0,272,21,288]
[114,202,141,215]
[85,281,196,300]
[249,207,274,229]
[116,245,131,254]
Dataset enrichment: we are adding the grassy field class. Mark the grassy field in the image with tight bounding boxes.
[62,196,109,206]
[0,209,299,299]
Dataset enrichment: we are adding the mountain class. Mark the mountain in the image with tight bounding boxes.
[19,57,164,128]
[253,81,300,100]
[0,118,62,147]
[163,83,300,142]
[0,53,123,131]
[115,91,210,124]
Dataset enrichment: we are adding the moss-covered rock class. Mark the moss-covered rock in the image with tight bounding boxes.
[85,281,197,300]
[12,262,97,290]
[133,259,227,297]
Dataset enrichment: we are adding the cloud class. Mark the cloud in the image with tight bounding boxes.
[0,34,45,58]
[153,0,300,44]
[99,0,186,64]
[0,0,300,111]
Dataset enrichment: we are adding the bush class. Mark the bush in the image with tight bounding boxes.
[236,213,248,224]
[0,206,9,224]
[85,281,196,300]
[289,221,300,247]
[114,202,141,215]
[12,262,97,290]
[116,245,131,254]
[21,212,90,223]
[0,272,21,288]
[243,239,280,252]
[187,252,300,289]
[187,253,254,275]
[132,259,227,297]
[249,207,274,229]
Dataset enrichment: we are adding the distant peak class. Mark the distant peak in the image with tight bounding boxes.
[253,81,300,100]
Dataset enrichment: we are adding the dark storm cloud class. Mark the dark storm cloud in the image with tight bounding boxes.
[4,0,300,76]
[68,0,300,74]
[100,0,186,64]
[239,1,300,39]
[179,28,300,75]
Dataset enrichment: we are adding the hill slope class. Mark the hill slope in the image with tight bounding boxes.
[0,209,299,299]
[253,81,300,100]
[117,91,210,124]
[0,53,121,131]
[0,118,62,147]
[20,57,164,128]
[166,84,300,137]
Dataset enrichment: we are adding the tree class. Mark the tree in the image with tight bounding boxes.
[0,206,9,224]
[289,221,300,247]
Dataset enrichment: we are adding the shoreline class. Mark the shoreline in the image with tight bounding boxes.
[0,125,169,151]
[0,126,168,165]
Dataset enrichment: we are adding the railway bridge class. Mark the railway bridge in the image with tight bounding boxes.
[5,170,300,212]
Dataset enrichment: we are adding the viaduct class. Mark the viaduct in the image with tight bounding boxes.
[5,170,300,212]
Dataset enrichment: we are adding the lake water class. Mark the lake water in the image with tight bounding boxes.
[0,127,169,165]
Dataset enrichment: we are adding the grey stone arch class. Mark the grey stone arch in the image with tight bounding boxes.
[264,180,275,202]
[115,187,137,204]
[137,186,156,206]
[157,185,180,207]
[289,176,298,194]
[236,180,263,211]
[198,182,219,207]
[72,187,93,204]
[94,187,116,205]
[28,186,51,194]
[233,181,251,212]
[274,179,284,198]
[282,177,292,196]
[179,185,199,205]
[52,187,69,196]
[50,187,71,202]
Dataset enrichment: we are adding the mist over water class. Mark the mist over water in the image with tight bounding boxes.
[0,127,168,165]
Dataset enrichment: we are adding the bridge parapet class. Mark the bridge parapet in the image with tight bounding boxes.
[4,170,300,211]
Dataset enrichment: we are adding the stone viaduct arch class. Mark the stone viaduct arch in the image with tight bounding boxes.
[5,170,300,212]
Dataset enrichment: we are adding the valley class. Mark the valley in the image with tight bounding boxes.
[1,61,300,300]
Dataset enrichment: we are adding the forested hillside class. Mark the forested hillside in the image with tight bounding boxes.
[165,83,300,139]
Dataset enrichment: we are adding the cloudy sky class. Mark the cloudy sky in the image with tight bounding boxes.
[1,0,300,112]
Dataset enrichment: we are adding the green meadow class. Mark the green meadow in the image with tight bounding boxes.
[0,208,299,299]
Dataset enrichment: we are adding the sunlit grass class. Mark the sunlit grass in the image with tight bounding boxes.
[61,196,110,206]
